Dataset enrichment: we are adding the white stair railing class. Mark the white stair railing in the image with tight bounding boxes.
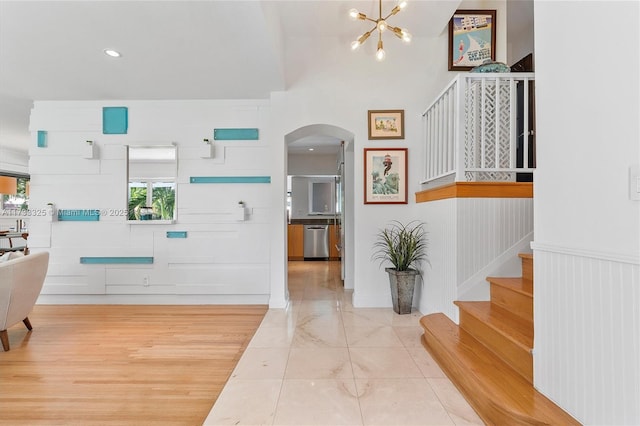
[422,73,535,185]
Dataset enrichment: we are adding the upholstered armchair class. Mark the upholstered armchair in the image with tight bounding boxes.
[0,251,49,351]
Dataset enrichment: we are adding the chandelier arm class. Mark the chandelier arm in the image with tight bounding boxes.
[383,11,399,21]
[362,16,377,24]
[356,27,377,44]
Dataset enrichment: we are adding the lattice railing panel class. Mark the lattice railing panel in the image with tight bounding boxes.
[422,73,535,185]
[463,78,517,181]
[498,81,512,169]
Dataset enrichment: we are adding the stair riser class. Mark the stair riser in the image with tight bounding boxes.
[521,256,533,284]
[491,285,533,323]
[458,310,533,383]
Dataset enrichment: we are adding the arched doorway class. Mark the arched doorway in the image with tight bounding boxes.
[284,124,355,301]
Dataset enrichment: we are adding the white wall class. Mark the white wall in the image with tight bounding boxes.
[29,99,281,305]
[288,153,339,220]
[288,153,337,175]
[290,176,337,220]
[506,0,534,66]
[0,146,28,174]
[533,1,640,424]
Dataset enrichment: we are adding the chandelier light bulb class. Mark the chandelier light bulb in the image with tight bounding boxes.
[377,20,387,32]
[398,0,408,9]
[351,40,361,50]
[103,49,121,58]
[349,8,359,20]
[376,40,386,61]
[401,29,412,43]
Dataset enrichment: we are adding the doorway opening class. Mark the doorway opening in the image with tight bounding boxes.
[284,124,355,301]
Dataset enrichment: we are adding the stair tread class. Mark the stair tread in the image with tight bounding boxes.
[488,276,533,296]
[455,301,533,348]
[421,313,579,425]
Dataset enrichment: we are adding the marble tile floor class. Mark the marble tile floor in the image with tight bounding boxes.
[204,261,483,426]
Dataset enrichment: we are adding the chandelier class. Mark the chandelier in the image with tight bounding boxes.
[349,0,411,61]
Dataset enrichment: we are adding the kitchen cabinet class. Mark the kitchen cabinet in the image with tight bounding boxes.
[329,224,341,260]
[287,224,304,260]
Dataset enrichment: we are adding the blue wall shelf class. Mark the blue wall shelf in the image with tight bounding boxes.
[37,130,47,148]
[166,231,188,238]
[213,128,259,140]
[190,176,271,184]
[58,209,100,221]
[103,107,128,134]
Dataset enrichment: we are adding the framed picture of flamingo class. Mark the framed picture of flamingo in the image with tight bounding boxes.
[448,10,496,71]
[364,148,408,204]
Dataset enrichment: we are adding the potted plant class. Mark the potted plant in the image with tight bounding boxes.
[372,220,428,314]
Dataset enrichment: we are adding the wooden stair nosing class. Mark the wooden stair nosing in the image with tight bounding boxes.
[487,276,533,297]
[455,301,533,350]
[518,253,533,260]
[421,313,580,426]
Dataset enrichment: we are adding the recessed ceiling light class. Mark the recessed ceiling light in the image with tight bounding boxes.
[308,148,314,151]
[103,49,121,58]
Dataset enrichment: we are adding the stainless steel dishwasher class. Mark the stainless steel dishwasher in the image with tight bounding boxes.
[303,225,329,260]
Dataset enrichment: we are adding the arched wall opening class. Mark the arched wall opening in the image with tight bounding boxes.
[284,124,355,299]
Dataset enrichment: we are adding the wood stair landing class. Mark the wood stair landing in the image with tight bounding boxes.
[420,254,580,425]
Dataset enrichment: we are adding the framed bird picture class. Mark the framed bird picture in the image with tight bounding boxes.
[364,148,408,204]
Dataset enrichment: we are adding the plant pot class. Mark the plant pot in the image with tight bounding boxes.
[385,267,419,315]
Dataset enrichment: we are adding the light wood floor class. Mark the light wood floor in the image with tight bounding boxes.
[0,304,267,425]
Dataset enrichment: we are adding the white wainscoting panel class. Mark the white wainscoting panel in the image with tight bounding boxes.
[533,244,640,425]
[417,197,533,323]
[457,198,533,283]
[416,198,458,321]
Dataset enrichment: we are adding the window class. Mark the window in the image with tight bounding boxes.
[128,180,175,220]
[0,176,29,211]
[127,145,177,222]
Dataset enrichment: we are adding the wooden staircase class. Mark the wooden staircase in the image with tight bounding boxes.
[420,253,580,425]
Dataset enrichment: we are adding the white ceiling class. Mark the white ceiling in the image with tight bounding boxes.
[0,0,459,153]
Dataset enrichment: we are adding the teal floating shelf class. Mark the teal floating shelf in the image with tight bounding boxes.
[166,231,187,238]
[213,128,259,140]
[103,107,128,134]
[190,176,271,184]
[58,209,100,221]
[37,130,47,148]
[80,257,154,264]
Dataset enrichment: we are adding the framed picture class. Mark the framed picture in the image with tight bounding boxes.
[368,110,404,140]
[364,148,408,204]
[448,9,496,71]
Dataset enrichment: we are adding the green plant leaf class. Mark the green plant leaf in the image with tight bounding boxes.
[372,220,428,272]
